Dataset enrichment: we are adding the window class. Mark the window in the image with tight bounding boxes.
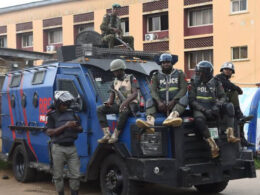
[0,36,7,48]
[148,13,168,32]
[32,70,46,85]
[48,29,62,44]
[22,33,33,48]
[58,79,79,99]
[121,18,129,36]
[189,8,213,27]
[231,0,247,13]
[232,46,247,60]
[77,23,94,33]
[187,50,213,69]
[10,74,22,88]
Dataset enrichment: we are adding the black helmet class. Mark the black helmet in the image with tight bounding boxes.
[220,62,235,73]
[159,53,172,65]
[197,61,213,82]
[54,91,74,107]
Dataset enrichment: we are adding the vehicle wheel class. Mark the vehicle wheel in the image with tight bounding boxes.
[12,145,36,182]
[100,154,139,195]
[195,181,229,193]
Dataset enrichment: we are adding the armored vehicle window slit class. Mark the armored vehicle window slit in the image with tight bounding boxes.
[10,74,22,88]
[89,68,113,102]
[57,79,79,99]
[32,70,46,85]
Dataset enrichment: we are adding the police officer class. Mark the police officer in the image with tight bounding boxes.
[100,3,134,49]
[46,91,82,195]
[189,61,240,159]
[136,53,187,132]
[97,59,138,143]
[215,62,254,146]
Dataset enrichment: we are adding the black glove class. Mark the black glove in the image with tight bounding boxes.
[235,86,243,95]
[211,105,220,117]
[204,109,214,119]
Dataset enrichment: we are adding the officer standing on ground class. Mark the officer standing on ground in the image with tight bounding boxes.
[97,59,138,143]
[189,61,240,159]
[46,91,82,195]
[136,53,188,132]
[215,62,254,147]
[100,3,134,49]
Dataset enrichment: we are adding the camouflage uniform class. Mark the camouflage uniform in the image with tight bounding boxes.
[100,13,134,49]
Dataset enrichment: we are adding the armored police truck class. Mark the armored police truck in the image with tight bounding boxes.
[0,42,256,194]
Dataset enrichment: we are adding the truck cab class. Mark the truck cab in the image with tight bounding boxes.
[1,44,256,195]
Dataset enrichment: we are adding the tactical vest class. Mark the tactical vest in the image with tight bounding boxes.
[114,74,138,104]
[50,110,79,144]
[195,78,218,109]
[157,69,180,101]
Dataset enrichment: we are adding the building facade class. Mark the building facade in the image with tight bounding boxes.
[0,0,259,86]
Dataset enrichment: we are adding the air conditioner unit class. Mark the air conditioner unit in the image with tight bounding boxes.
[145,33,157,41]
[46,45,56,53]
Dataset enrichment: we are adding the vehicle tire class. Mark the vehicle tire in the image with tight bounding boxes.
[195,181,229,193]
[100,154,139,195]
[12,145,36,182]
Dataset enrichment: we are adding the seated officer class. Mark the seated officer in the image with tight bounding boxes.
[189,61,240,159]
[100,3,134,49]
[136,53,188,132]
[46,91,83,195]
[215,62,254,147]
[97,59,138,144]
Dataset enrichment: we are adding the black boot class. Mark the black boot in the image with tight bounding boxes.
[234,106,254,123]
[71,190,78,195]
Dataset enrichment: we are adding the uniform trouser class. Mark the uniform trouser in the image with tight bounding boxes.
[97,103,135,131]
[193,105,235,139]
[102,34,134,49]
[146,102,186,117]
[51,144,80,192]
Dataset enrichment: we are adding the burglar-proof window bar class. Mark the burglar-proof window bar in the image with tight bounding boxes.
[48,29,62,44]
[22,33,33,48]
[148,13,168,32]
[0,36,7,48]
[121,18,129,36]
[188,8,213,27]
[187,50,213,70]
[231,46,248,60]
[231,0,247,13]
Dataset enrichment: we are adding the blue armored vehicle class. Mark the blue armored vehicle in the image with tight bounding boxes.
[0,42,256,195]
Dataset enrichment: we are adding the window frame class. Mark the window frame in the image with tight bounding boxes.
[9,74,22,88]
[230,0,247,14]
[120,18,129,36]
[147,13,169,33]
[48,28,63,44]
[188,7,213,28]
[0,36,7,48]
[31,70,46,85]
[21,33,33,48]
[231,46,248,61]
[187,50,213,70]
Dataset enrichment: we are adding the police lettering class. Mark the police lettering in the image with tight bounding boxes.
[160,78,178,85]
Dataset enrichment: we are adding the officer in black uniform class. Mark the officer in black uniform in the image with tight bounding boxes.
[189,61,240,159]
[215,62,254,147]
[136,53,188,132]
[46,91,82,195]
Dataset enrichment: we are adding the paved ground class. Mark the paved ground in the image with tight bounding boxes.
[0,168,259,195]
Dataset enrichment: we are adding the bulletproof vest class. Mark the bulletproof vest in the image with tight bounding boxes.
[114,74,138,104]
[195,78,217,109]
[157,69,180,101]
[51,110,79,144]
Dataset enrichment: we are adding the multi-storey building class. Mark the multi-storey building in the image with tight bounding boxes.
[0,0,259,86]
